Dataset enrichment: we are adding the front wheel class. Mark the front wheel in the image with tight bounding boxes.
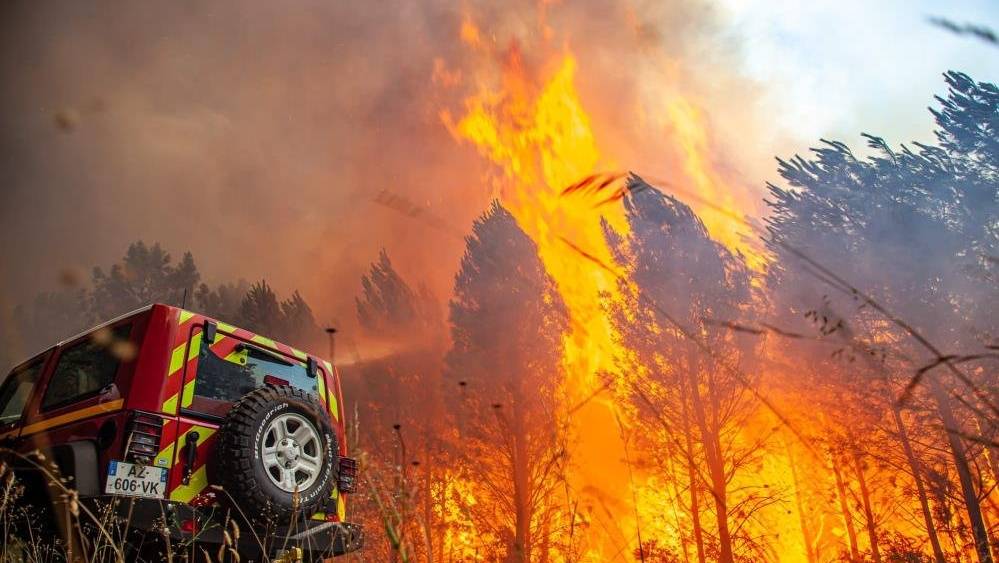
[214,385,338,523]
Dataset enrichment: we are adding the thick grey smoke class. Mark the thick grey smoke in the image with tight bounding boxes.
[0,0,756,333]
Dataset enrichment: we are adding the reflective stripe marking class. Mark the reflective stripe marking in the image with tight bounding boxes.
[155,442,176,468]
[224,348,248,365]
[20,400,124,436]
[168,425,217,502]
[170,465,208,503]
[180,378,197,408]
[162,394,178,415]
[169,332,203,376]
[320,360,340,421]
[289,347,308,361]
[330,394,339,421]
[188,424,217,441]
[178,310,196,325]
[317,376,327,405]
[251,335,277,349]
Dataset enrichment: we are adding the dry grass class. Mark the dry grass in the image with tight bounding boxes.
[0,448,354,563]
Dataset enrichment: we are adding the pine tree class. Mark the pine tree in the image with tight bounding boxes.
[195,280,251,321]
[348,249,446,562]
[279,291,320,351]
[91,241,201,318]
[237,280,283,338]
[445,201,569,562]
[765,72,998,563]
[606,176,755,563]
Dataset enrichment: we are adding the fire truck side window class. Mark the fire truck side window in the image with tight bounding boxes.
[0,360,45,426]
[41,324,132,411]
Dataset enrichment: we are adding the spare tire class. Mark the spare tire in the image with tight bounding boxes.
[215,385,338,522]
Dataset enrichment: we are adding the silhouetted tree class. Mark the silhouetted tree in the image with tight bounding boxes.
[445,201,569,562]
[237,280,283,337]
[279,291,320,350]
[91,241,200,318]
[607,177,760,563]
[766,71,998,563]
[195,280,250,322]
[347,249,446,562]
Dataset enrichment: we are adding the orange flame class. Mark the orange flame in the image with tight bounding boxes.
[434,9,954,563]
[440,12,770,561]
[443,47,624,387]
[442,44,638,559]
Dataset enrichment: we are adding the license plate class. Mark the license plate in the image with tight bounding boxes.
[105,460,167,499]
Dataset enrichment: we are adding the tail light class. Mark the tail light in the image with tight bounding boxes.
[338,457,358,493]
[125,411,164,465]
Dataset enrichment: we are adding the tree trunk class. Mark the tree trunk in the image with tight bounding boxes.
[680,375,707,563]
[889,401,946,563]
[686,361,733,563]
[851,450,882,563]
[785,440,817,563]
[831,453,861,562]
[928,376,995,563]
[510,402,532,563]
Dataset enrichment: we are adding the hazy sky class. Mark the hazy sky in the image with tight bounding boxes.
[717,0,999,148]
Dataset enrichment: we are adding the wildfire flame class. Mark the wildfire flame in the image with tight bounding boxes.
[439,10,771,561]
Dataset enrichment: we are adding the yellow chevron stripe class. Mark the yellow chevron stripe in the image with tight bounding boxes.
[316,376,327,405]
[168,340,188,375]
[337,493,346,521]
[167,425,217,501]
[178,310,196,325]
[224,348,248,365]
[163,394,178,415]
[289,347,308,361]
[180,378,197,408]
[251,335,277,349]
[170,465,208,503]
[21,400,124,436]
[169,332,203,376]
[319,361,340,421]
[155,441,176,469]
[188,424,217,441]
[218,322,236,333]
[329,394,339,421]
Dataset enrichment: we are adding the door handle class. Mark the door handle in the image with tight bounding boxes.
[181,431,200,485]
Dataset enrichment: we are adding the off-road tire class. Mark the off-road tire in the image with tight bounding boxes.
[214,385,338,523]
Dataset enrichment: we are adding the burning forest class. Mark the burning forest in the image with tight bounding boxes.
[0,1,997,563]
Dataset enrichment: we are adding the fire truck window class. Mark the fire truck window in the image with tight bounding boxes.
[194,344,317,405]
[41,324,132,411]
[0,360,44,425]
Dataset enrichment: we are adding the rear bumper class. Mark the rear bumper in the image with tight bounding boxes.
[93,496,363,557]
